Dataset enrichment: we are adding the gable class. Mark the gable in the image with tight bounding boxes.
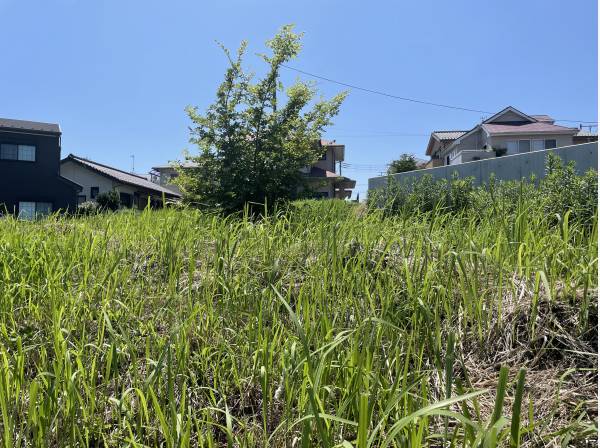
[484,107,535,124]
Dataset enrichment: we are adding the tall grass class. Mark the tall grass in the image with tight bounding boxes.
[0,191,596,446]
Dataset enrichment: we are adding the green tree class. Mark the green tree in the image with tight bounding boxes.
[175,25,347,213]
[387,154,418,174]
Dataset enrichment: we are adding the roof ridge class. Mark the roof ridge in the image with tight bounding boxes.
[432,130,468,133]
[70,154,148,180]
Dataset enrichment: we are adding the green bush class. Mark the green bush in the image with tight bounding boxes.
[369,154,597,226]
[540,153,598,224]
[96,190,120,211]
[76,200,99,215]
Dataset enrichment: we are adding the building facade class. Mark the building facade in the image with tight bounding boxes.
[60,154,180,209]
[150,139,357,200]
[426,107,582,167]
[0,118,81,218]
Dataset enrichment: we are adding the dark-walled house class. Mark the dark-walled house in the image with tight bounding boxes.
[0,118,81,218]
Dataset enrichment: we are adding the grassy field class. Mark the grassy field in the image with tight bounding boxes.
[0,198,596,447]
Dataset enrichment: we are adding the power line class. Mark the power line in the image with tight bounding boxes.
[282,65,598,124]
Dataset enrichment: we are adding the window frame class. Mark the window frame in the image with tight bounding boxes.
[0,143,36,162]
[18,201,52,220]
[518,140,531,153]
[545,139,557,149]
[90,187,99,199]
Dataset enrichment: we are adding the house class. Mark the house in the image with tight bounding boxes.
[150,139,357,200]
[426,106,580,166]
[149,162,197,195]
[0,117,82,218]
[303,140,356,199]
[573,129,598,145]
[60,154,180,209]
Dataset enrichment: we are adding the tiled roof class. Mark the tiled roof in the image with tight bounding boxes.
[575,129,598,137]
[530,115,554,123]
[0,117,61,134]
[482,122,578,135]
[432,131,468,141]
[152,162,197,170]
[64,154,181,197]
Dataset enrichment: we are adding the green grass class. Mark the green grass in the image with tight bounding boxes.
[0,198,596,446]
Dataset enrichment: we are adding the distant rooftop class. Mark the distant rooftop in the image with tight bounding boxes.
[482,122,578,135]
[432,131,468,141]
[530,114,554,123]
[0,117,61,134]
[575,129,598,137]
[152,162,197,170]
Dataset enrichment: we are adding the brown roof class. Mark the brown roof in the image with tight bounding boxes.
[306,166,341,178]
[319,139,344,146]
[530,114,554,123]
[482,122,578,135]
[306,166,355,185]
[432,131,468,141]
[0,117,61,134]
[63,154,181,197]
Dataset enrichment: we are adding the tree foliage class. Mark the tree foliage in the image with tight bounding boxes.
[387,154,418,174]
[175,25,347,213]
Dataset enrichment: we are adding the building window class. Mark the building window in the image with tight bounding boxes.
[319,152,327,161]
[0,144,35,161]
[518,140,531,153]
[77,195,87,204]
[532,140,544,151]
[18,145,35,161]
[545,139,557,149]
[90,187,99,199]
[506,141,518,155]
[119,192,132,207]
[0,144,17,160]
[18,202,52,220]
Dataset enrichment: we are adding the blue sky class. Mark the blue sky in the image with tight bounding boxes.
[1,0,597,199]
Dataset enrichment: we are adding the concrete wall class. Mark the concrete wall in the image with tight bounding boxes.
[368,142,598,191]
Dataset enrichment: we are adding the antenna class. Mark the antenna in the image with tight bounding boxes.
[130,155,135,173]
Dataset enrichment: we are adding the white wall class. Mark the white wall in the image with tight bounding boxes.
[490,134,574,152]
[60,160,139,201]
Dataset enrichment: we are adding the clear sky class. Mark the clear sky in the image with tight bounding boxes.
[1,0,597,199]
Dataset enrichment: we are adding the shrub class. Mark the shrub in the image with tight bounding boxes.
[540,153,598,224]
[369,154,597,226]
[96,191,120,211]
[77,200,99,215]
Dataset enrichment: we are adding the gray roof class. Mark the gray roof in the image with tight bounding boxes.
[432,131,468,141]
[152,162,197,170]
[575,129,598,137]
[0,117,61,134]
[63,154,181,197]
